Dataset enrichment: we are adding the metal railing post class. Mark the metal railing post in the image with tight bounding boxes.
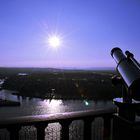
[60,120,71,140]
[8,125,21,140]
[35,123,47,140]
[84,118,93,140]
[103,115,112,140]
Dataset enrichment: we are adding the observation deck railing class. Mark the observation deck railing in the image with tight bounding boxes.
[0,107,116,140]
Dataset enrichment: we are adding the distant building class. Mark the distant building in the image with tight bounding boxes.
[18,73,28,76]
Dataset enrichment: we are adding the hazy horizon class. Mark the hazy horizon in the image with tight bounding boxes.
[0,66,115,70]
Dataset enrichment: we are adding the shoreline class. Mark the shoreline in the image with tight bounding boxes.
[0,99,20,107]
[12,92,112,101]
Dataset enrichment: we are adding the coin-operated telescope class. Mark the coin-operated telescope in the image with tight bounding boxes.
[111,47,140,101]
[111,48,140,140]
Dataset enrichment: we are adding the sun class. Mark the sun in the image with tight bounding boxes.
[48,35,62,49]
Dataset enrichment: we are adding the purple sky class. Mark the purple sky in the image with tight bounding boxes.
[0,0,140,69]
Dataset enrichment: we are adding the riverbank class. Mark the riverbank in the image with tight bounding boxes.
[2,69,120,101]
[0,99,20,107]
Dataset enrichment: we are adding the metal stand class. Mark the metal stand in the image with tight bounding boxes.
[112,98,140,140]
[112,114,140,140]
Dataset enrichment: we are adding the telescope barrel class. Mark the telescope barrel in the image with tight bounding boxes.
[111,47,140,100]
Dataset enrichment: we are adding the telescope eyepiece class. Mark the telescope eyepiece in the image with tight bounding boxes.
[125,51,134,58]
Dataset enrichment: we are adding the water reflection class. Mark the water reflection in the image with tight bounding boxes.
[41,99,63,113]
[0,90,115,119]
[43,99,63,107]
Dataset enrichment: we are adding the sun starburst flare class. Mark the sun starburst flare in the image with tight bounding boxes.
[47,35,62,49]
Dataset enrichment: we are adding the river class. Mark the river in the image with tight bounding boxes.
[0,89,115,119]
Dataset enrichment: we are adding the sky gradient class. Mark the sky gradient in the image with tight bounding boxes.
[0,0,140,69]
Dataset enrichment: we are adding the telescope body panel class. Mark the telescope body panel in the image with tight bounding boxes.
[117,59,140,89]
